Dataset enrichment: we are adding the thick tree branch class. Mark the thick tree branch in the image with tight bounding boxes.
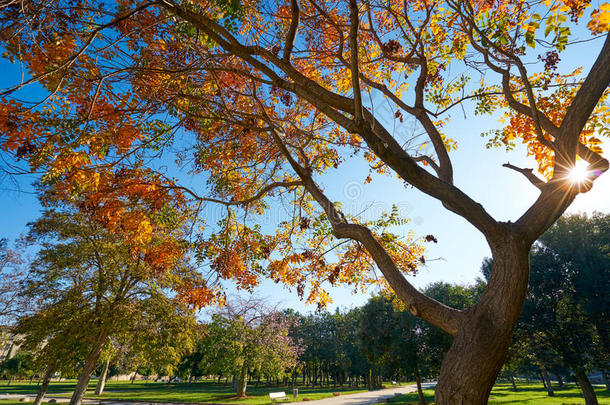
[268,127,464,336]
[558,33,610,156]
[348,0,363,123]
[516,34,610,242]
[282,0,300,61]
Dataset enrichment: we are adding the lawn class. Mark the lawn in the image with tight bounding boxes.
[0,379,369,404]
[388,383,610,404]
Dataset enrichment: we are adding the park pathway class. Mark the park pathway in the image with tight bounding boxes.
[0,383,436,405]
[297,383,436,405]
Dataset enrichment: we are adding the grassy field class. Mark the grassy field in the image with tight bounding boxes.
[388,382,610,404]
[3,380,609,404]
[0,379,368,404]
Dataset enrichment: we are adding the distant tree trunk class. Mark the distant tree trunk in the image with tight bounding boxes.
[509,374,518,391]
[541,366,554,397]
[95,357,110,396]
[131,371,137,384]
[236,364,248,397]
[540,372,547,389]
[415,364,427,405]
[33,363,56,405]
[557,374,563,387]
[574,369,599,405]
[69,332,108,405]
[602,371,610,390]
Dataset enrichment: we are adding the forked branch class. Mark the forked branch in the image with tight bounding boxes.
[502,163,545,190]
[267,126,465,336]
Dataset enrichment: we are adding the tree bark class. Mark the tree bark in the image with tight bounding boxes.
[541,366,554,397]
[236,364,248,397]
[69,332,108,405]
[575,369,599,405]
[33,363,56,405]
[434,238,530,404]
[94,357,110,396]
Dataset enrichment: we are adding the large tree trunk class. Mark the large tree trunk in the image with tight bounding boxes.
[236,364,248,397]
[94,357,110,396]
[69,332,108,405]
[575,369,599,405]
[434,240,530,404]
[540,366,554,397]
[33,363,56,405]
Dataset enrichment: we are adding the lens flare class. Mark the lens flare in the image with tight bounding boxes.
[568,160,590,183]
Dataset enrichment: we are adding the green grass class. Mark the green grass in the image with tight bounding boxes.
[0,401,29,405]
[388,383,610,404]
[0,379,369,404]
[5,380,607,404]
[0,380,82,396]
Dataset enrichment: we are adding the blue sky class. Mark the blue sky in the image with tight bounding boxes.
[1,18,608,315]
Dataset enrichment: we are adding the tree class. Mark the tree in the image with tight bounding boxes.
[0,238,27,324]
[538,212,610,386]
[16,208,198,405]
[520,244,600,404]
[198,298,300,397]
[0,352,34,384]
[1,1,609,402]
[358,296,397,389]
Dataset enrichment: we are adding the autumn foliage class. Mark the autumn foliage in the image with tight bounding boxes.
[0,0,607,304]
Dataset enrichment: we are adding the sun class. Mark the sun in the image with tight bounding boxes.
[568,159,590,183]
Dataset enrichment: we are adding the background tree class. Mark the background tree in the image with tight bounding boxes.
[358,296,396,390]
[520,245,600,404]
[538,212,610,388]
[17,208,199,405]
[198,298,300,397]
[0,238,27,324]
[1,1,609,402]
[0,351,34,384]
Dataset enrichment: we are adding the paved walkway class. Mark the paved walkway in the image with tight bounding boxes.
[0,383,436,405]
[299,383,436,405]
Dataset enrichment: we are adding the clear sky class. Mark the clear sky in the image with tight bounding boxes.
[1,20,608,316]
